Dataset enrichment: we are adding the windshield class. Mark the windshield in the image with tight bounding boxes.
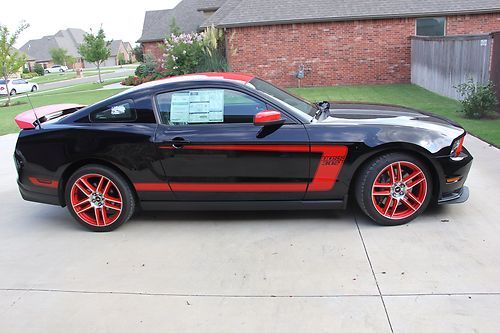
[247,78,317,116]
[0,80,7,84]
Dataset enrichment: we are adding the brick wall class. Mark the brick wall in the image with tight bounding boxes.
[142,41,165,62]
[226,13,500,87]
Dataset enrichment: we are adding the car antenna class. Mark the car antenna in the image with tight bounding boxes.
[25,92,42,129]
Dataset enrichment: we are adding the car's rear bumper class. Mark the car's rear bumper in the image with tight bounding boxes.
[17,180,61,206]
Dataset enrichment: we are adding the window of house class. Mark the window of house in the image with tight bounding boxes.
[90,100,137,122]
[416,17,446,36]
[156,88,269,125]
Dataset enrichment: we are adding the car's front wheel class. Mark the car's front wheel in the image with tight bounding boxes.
[31,86,37,92]
[65,165,135,231]
[10,89,16,96]
[356,153,432,226]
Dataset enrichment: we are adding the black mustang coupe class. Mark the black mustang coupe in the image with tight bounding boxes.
[14,73,472,231]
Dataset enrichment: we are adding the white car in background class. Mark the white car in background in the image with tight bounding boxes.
[44,65,68,74]
[0,79,39,96]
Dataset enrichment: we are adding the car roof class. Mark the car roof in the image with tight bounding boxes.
[125,72,255,93]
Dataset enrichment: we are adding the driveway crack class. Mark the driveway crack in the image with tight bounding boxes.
[354,211,394,333]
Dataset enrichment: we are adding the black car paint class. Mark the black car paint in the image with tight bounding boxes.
[15,79,472,210]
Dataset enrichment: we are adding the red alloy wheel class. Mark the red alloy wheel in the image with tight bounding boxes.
[70,174,123,226]
[371,161,427,220]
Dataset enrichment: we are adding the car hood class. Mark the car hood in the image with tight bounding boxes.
[311,102,464,154]
[319,102,461,129]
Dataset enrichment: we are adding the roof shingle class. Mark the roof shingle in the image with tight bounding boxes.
[211,0,500,27]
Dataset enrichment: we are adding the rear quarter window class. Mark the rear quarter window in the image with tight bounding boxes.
[90,100,137,123]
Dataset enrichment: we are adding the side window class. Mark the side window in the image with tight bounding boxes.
[156,88,267,125]
[90,100,137,122]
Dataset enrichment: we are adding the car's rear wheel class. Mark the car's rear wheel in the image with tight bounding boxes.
[10,89,16,96]
[31,86,37,92]
[355,153,432,226]
[65,165,135,231]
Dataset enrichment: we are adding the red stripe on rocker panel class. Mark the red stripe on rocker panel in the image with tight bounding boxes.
[134,183,172,191]
[170,183,308,192]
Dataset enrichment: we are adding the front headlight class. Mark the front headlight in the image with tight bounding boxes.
[450,135,465,158]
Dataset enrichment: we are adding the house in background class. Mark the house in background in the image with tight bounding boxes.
[20,28,87,70]
[138,0,500,87]
[96,40,136,67]
[137,0,222,60]
[21,28,136,70]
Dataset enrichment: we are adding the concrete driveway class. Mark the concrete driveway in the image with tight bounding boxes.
[0,133,499,332]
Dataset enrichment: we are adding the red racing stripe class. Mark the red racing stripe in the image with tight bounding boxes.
[134,183,172,191]
[170,183,307,192]
[144,144,348,193]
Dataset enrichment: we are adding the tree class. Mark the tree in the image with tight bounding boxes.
[117,52,126,66]
[0,22,29,106]
[133,45,143,63]
[50,48,76,68]
[78,27,111,83]
[49,47,68,65]
[65,55,76,68]
[169,18,182,36]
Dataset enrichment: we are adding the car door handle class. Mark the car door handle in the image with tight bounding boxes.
[169,137,191,149]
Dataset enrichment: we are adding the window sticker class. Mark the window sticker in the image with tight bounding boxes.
[170,90,224,124]
[170,92,190,123]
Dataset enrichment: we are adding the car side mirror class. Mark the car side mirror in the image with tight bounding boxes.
[254,110,285,126]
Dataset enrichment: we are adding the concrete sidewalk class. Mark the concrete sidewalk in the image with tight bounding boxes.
[0,133,499,332]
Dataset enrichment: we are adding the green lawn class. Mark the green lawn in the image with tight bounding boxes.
[30,70,115,84]
[0,81,126,135]
[291,84,500,146]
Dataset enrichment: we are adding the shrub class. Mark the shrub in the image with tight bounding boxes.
[197,50,229,72]
[33,64,45,76]
[135,54,158,78]
[21,72,39,79]
[121,73,167,86]
[162,32,205,76]
[161,26,229,76]
[455,79,498,119]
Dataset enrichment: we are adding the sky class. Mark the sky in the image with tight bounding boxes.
[1,0,182,48]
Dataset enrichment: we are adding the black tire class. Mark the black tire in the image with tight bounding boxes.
[59,68,64,72]
[355,152,433,226]
[45,70,49,74]
[65,164,135,231]
[31,86,37,92]
[10,89,16,96]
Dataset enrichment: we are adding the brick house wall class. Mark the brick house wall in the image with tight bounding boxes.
[143,42,165,62]
[226,13,500,87]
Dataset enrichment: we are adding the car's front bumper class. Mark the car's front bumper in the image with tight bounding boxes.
[438,186,469,204]
[435,146,473,204]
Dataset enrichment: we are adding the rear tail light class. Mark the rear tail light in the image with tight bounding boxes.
[451,136,465,158]
[0,87,4,90]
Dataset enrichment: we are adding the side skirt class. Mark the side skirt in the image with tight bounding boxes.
[140,199,347,211]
